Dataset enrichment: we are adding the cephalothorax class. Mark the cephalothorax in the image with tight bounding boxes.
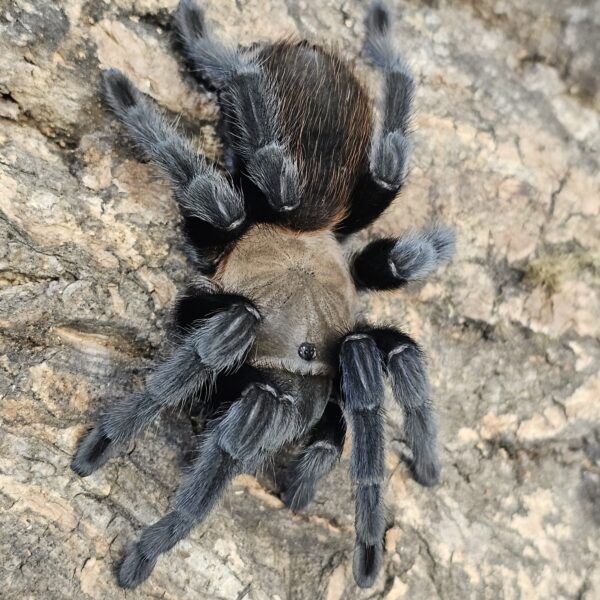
[72,0,455,589]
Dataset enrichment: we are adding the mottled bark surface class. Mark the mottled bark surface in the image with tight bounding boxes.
[1,1,599,599]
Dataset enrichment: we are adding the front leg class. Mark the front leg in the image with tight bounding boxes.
[339,333,387,588]
[71,293,260,476]
[281,401,346,512]
[118,378,306,589]
[339,323,441,587]
[362,326,440,486]
[351,224,455,290]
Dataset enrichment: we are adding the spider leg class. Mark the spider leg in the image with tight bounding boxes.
[173,0,301,214]
[71,296,260,477]
[339,333,386,588]
[351,224,455,290]
[367,327,440,486]
[102,69,246,263]
[281,401,346,512]
[117,378,307,589]
[338,1,414,235]
[339,324,440,587]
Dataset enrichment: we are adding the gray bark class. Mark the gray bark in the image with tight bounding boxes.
[0,1,599,598]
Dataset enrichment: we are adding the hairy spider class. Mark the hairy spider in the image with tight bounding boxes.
[72,0,455,589]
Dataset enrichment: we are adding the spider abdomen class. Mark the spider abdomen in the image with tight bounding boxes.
[233,41,373,231]
[216,224,357,375]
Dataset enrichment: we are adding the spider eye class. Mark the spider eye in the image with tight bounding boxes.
[298,343,316,361]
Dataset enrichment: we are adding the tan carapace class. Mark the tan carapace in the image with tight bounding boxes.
[216,224,357,376]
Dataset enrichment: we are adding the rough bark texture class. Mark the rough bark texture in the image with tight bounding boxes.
[1,1,599,599]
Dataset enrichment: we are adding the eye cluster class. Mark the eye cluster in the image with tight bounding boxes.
[298,342,316,361]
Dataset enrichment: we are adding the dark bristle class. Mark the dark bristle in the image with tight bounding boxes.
[102,68,138,110]
[367,2,390,35]
[174,0,206,41]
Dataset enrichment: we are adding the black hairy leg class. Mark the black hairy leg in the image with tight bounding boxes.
[352,224,456,290]
[362,326,440,486]
[102,69,246,266]
[173,0,301,214]
[281,401,346,512]
[339,333,387,588]
[71,295,260,477]
[338,322,440,586]
[338,1,414,234]
[118,378,307,589]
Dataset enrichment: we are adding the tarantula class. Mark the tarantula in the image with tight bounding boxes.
[72,0,455,589]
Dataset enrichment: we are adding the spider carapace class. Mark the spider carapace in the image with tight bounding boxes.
[72,0,455,589]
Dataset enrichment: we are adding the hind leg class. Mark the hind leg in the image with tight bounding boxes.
[338,1,415,235]
[102,69,247,271]
[173,0,301,214]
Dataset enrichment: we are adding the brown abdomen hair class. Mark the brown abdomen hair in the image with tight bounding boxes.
[259,41,373,230]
